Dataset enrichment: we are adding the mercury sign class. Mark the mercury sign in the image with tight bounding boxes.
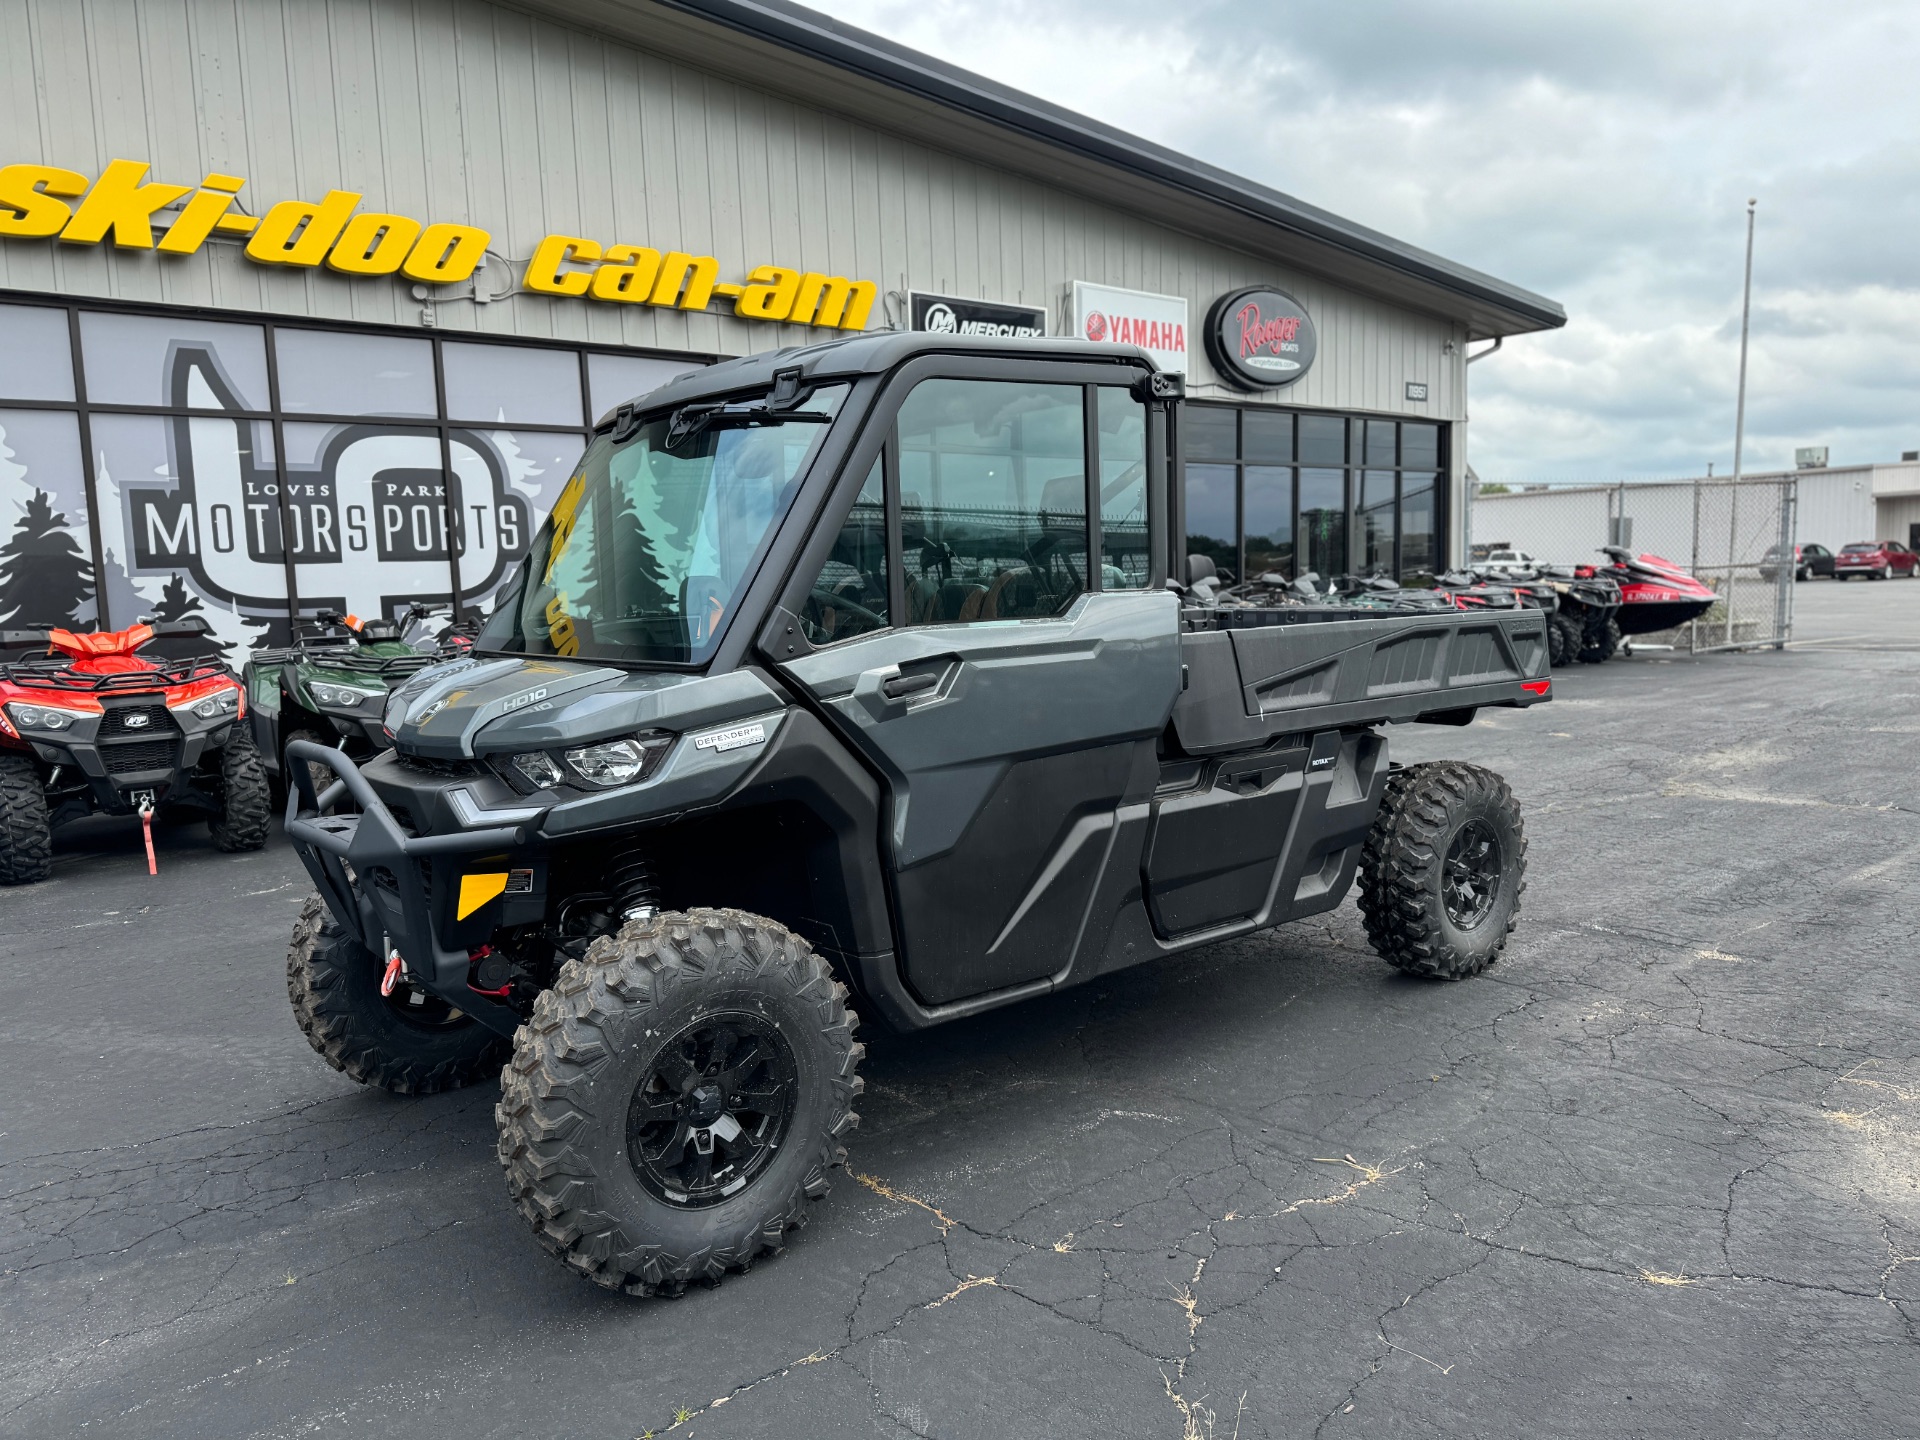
[1069,281,1188,374]
[1204,286,1318,391]
[909,290,1046,338]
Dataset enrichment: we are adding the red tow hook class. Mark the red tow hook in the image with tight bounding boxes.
[380,949,404,997]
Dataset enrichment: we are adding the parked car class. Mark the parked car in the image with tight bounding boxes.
[1833,541,1919,580]
[1760,543,1834,581]
[1480,549,1540,576]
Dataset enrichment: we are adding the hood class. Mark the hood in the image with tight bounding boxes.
[383,654,787,758]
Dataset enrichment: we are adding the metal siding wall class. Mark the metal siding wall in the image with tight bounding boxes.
[1794,470,1877,550]
[3,0,1462,425]
[1470,488,1616,563]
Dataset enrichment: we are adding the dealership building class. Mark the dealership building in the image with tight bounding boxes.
[0,0,1564,647]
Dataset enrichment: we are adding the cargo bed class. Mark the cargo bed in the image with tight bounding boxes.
[1171,604,1551,754]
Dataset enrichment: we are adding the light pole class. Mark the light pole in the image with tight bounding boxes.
[1727,198,1757,645]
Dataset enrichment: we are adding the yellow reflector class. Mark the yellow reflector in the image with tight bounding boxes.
[457,872,509,920]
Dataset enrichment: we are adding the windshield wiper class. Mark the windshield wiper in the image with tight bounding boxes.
[613,364,827,450]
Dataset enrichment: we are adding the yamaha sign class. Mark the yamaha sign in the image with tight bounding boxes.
[1204,286,1318,391]
[909,290,1047,338]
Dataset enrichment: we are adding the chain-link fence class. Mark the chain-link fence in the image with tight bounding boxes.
[1611,479,1795,652]
[1472,477,1796,652]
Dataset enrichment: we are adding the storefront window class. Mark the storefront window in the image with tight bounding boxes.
[0,408,95,630]
[79,312,270,411]
[0,300,703,644]
[1182,402,1446,581]
[443,341,582,426]
[276,329,436,417]
[0,305,75,403]
[1243,465,1293,579]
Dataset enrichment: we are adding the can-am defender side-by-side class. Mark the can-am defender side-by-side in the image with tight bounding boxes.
[246,607,450,793]
[278,334,1550,1296]
[0,619,268,883]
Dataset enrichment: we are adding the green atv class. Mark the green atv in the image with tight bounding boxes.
[245,608,457,794]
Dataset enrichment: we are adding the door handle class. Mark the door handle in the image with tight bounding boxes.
[881,671,940,700]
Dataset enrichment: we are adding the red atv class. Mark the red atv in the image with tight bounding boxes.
[0,619,269,884]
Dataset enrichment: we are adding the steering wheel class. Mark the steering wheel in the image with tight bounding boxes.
[805,586,888,634]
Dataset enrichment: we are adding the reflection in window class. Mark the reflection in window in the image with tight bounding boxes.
[1364,420,1398,467]
[1297,414,1346,467]
[1401,472,1437,574]
[0,306,76,403]
[1361,470,1397,574]
[588,353,703,421]
[0,408,95,628]
[1401,424,1440,470]
[276,329,436,417]
[1243,465,1294,580]
[897,379,1088,622]
[443,342,582,426]
[79,312,270,410]
[1300,467,1346,581]
[1097,386,1149,588]
[1184,405,1238,461]
[801,456,889,646]
[1242,409,1292,463]
[1184,463,1237,580]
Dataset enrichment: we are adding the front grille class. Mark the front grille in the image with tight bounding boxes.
[392,751,486,779]
[103,737,178,774]
[98,699,173,736]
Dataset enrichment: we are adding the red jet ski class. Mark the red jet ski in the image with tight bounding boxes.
[1597,547,1719,634]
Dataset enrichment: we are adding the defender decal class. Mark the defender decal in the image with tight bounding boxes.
[693,721,767,754]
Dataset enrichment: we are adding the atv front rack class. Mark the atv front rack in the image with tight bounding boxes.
[254,644,439,677]
[283,741,541,1036]
[0,653,234,692]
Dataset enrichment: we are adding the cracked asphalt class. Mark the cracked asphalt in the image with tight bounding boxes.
[4,581,1918,1438]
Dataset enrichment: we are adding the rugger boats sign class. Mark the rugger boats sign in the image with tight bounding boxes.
[0,159,875,331]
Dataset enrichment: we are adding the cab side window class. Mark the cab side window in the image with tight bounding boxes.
[798,455,889,646]
[1097,385,1151,588]
[896,379,1089,622]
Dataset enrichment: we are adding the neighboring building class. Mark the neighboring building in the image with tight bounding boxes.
[0,0,1563,644]
[1472,461,1920,566]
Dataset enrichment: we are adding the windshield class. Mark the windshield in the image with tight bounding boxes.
[478,384,848,665]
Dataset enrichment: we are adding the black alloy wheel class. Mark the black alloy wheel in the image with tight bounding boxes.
[627,1015,799,1207]
[1442,818,1503,929]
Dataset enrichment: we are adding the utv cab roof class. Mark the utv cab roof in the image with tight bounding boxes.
[597,332,1158,427]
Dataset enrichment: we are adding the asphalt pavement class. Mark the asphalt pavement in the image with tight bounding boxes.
[3,579,1917,1439]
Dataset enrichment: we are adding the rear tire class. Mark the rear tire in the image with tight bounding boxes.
[0,753,52,886]
[496,908,863,1296]
[1578,616,1622,663]
[208,731,270,852]
[1547,616,1581,668]
[1358,762,1526,980]
[286,893,509,1094]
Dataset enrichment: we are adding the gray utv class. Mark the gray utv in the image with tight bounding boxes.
[281,333,1549,1295]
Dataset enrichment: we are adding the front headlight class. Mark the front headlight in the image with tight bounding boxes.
[510,751,566,788]
[310,680,384,709]
[562,734,673,787]
[170,685,242,721]
[5,701,90,732]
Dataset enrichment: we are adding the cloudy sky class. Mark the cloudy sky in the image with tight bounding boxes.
[831,0,1919,481]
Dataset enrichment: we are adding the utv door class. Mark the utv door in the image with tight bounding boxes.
[768,361,1180,1006]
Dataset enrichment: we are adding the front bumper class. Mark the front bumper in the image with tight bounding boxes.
[283,741,544,1037]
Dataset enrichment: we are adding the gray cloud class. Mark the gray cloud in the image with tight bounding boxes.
[832,0,1920,476]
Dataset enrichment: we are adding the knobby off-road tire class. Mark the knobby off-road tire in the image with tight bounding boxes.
[497,908,863,1296]
[0,752,52,885]
[1547,615,1582,668]
[1578,616,1623,664]
[1358,762,1527,980]
[208,731,271,852]
[286,893,509,1093]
